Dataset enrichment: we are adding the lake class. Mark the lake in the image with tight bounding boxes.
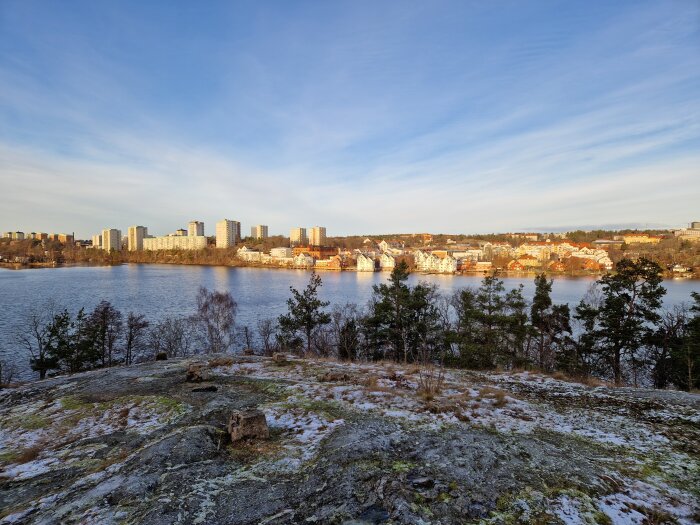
[1,264,698,380]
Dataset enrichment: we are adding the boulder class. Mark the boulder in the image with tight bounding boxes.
[243,348,255,356]
[272,352,287,363]
[155,352,168,361]
[186,362,210,382]
[228,408,269,442]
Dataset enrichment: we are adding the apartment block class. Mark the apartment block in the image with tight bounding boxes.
[216,219,238,248]
[101,229,122,251]
[188,221,204,237]
[270,247,292,258]
[290,227,308,246]
[251,224,269,240]
[143,235,206,251]
[92,234,102,249]
[128,226,148,251]
[310,226,327,246]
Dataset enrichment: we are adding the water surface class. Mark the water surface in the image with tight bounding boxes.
[1,265,697,380]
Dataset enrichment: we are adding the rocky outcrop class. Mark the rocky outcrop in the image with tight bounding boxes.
[0,356,698,524]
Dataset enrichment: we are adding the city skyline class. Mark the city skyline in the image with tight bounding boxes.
[1,1,699,237]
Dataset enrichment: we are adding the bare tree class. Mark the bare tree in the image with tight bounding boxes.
[0,359,18,388]
[149,317,194,358]
[124,312,150,365]
[256,318,277,356]
[15,303,59,379]
[191,287,237,353]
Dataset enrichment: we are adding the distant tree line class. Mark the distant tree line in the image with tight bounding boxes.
[12,258,700,391]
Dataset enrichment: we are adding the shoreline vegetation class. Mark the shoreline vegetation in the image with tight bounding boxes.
[3,258,699,393]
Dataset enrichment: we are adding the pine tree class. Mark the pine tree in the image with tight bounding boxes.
[575,258,665,385]
[278,272,331,355]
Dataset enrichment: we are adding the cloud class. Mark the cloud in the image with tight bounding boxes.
[0,1,699,237]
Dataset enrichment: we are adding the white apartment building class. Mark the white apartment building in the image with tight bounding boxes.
[143,235,206,251]
[216,219,238,248]
[270,247,293,258]
[92,234,102,249]
[290,227,308,246]
[102,229,122,251]
[188,221,204,237]
[251,225,269,239]
[310,226,327,246]
[127,226,148,251]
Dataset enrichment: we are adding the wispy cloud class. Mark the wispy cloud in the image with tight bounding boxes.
[0,0,698,236]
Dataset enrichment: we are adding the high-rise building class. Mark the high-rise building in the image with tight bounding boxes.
[128,226,148,251]
[310,226,327,246]
[188,221,204,237]
[251,224,269,240]
[101,229,122,251]
[92,234,102,249]
[290,227,308,246]
[216,219,238,248]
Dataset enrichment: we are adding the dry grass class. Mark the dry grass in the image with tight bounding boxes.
[478,386,509,408]
[364,375,379,389]
[16,445,42,464]
[548,371,609,388]
[417,364,445,402]
[362,375,395,394]
[208,356,234,367]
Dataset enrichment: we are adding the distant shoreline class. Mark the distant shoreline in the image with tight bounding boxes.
[2,260,698,281]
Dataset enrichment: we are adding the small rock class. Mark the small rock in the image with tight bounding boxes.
[243,348,255,356]
[228,408,269,441]
[191,385,218,392]
[408,475,434,489]
[272,352,287,363]
[186,362,210,382]
[320,371,350,382]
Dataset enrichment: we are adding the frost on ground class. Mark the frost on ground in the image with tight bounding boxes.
[1,356,698,525]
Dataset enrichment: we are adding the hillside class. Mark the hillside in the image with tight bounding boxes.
[1,356,698,524]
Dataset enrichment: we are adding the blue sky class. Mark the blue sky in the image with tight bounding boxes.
[1,0,699,237]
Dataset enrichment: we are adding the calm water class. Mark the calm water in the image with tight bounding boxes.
[1,264,698,380]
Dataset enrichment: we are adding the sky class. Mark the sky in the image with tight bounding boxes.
[1,0,699,238]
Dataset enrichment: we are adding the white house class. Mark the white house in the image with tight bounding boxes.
[237,246,262,262]
[356,253,376,272]
[379,253,396,271]
[293,253,315,268]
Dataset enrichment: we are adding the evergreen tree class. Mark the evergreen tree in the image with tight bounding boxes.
[575,258,665,385]
[672,292,700,390]
[530,274,571,371]
[89,300,123,367]
[452,276,528,369]
[278,272,331,355]
[365,261,441,363]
